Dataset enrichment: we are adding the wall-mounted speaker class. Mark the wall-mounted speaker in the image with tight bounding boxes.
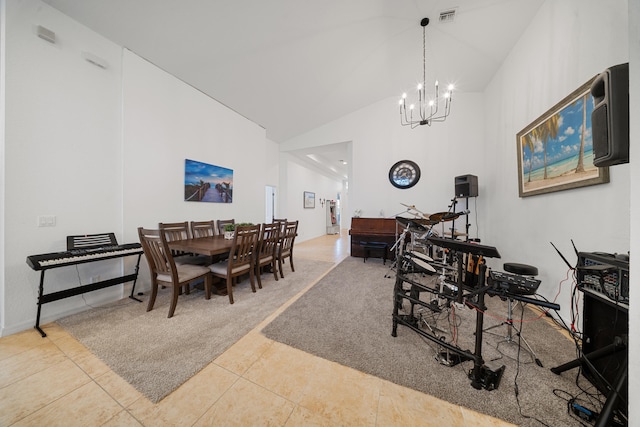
[454,174,478,198]
[590,63,629,167]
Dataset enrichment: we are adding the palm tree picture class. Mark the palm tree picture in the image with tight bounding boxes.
[517,78,609,197]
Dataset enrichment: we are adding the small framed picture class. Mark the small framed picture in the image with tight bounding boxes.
[303,191,315,208]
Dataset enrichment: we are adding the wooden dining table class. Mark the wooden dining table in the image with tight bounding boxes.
[168,235,234,295]
[168,235,234,256]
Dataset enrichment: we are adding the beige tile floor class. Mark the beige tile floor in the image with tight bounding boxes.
[0,231,516,426]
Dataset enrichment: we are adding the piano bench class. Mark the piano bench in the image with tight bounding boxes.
[361,242,389,265]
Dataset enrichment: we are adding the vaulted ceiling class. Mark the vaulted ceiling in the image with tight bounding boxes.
[42,0,545,179]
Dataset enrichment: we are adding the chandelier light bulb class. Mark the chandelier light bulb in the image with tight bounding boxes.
[402,93,407,99]
[409,104,415,110]
[429,100,435,107]
[417,83,423,90]
[448,84,454,91]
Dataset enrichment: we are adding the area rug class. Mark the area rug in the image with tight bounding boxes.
[57,258,333,403]
[261,256,591,427]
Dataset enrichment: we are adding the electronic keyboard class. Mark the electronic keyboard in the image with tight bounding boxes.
[27,243,142,270]
[26,232,144,337]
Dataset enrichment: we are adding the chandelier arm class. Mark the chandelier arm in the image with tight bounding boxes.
[428,101,453,122]
[400,104,416,128]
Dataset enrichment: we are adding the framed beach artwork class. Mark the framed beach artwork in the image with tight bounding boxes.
[516,77,609,197]
[184,159,233,203]
[303,191,315,208]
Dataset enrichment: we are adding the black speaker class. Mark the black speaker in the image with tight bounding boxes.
[454,175,478,198]
[590,63,629,167]
[582,292,628,415]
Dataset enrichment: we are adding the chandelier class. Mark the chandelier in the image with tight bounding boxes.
[399,18,454,128]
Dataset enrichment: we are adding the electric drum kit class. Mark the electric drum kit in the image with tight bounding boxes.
[393,202,467,279]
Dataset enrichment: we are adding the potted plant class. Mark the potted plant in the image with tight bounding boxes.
[223,222,254,239]
[223,223,236,239]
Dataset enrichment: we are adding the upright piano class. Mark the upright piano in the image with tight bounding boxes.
[349,218,398,260]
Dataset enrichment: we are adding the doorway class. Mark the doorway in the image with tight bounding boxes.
[265,185,276,223]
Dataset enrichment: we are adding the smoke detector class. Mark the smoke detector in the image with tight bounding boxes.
[439,8,457,23]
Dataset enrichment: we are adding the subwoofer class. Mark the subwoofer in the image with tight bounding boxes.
[582,292,628,416]
[590,63,629,167]
[454,174,478,198]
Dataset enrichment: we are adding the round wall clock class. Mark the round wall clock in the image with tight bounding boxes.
[389,160,421,189]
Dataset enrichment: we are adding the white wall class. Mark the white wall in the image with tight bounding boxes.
[121,50,270,290]
[3,0,124,334]
[281,92,487,238]
[1,0,275,334]
[483,0,629,322]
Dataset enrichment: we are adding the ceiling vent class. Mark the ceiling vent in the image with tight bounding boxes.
[439,8,457,23]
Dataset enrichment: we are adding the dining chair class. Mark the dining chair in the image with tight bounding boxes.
[138,227,212,318]
[273,218,287,233]
[190,220,226,264]
[190,220,216,238]
[216,219,235,236]
[209,224,260,304]
[159,221,210,268]
[276,220,298,278]
[254,223,281,289]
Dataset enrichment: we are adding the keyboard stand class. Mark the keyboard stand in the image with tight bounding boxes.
[34,253,142,337]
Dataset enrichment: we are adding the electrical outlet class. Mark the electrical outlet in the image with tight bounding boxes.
[37,215,56,227]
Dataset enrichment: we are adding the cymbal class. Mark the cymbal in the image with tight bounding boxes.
[420,216,439,226]
[395,216,426,231]
[429,261,456,271]
[429,212,461,222]
[396,216,411,227]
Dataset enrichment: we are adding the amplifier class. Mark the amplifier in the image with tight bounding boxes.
[577,252,629,305]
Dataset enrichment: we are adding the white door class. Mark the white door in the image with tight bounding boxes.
[265,185,276,223]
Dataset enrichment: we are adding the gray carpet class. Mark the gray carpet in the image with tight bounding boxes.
[57,258,333,403]
[262,256,590,427]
